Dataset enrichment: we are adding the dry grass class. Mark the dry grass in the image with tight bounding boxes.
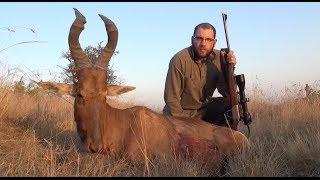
[227,85,320,177]
[0,71,319,176]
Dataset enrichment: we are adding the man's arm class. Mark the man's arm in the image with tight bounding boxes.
[216,50,237,98]
[164,57,199,118]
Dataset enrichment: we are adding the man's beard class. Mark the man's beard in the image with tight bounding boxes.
[192,45,212,60]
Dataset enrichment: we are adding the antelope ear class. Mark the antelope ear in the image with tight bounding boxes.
[36,81,74,96]
[106,85,136,96]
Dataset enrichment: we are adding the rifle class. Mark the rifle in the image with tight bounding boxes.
[221,13,252,136]
[236,74,252,135]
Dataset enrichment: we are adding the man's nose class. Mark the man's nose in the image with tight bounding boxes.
[200,41,207,46]
[200,40,207,45]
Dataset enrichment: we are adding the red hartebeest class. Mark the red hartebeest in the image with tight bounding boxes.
[46,8,250,174]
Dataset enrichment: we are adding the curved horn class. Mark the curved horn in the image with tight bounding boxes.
[95,14,118,68]
[68,8,91,68]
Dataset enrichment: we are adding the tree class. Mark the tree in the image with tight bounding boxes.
[60,41,121,85]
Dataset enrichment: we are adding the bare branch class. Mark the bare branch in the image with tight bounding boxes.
[0,41,47,54]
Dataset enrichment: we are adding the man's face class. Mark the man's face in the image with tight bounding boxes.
[191,27,216,59]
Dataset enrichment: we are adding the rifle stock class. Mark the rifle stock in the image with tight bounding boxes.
[227,64,240,130]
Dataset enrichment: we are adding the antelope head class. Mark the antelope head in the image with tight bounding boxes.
[68,8,134,153]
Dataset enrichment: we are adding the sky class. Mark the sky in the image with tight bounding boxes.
[1,2,320,110]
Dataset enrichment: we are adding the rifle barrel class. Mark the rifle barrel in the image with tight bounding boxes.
[222,13,231,50]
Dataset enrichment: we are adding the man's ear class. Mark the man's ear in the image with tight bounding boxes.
[213,38,217,47]
[106,85,136,96]
[191,36,194,46]
[36,81,74,96]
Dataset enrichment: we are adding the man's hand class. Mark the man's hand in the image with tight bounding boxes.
[220,50,237,65]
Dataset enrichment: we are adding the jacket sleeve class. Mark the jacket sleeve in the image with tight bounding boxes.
[164,56,199,118]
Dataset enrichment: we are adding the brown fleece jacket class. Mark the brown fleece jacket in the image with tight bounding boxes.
[163,46,228,118]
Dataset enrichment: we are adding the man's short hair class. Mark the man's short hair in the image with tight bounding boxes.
[193,23,216,39]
